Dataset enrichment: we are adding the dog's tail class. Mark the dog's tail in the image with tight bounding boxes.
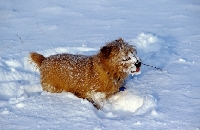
[29,52,45,68]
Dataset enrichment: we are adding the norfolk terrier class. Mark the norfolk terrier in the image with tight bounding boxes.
[30,38,141,109]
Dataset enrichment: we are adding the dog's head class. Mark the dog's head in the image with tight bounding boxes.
[99,38,141,76]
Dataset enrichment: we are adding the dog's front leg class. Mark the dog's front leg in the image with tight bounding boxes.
[86,98,101,110]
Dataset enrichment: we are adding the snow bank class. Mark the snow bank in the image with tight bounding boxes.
[94,90,157,118]
[103,90,143,113]
[131,33,163,54]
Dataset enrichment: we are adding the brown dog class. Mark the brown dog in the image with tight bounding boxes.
[30,38,141,109]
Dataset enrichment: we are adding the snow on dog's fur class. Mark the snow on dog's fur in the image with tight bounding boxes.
[30,38,141,109]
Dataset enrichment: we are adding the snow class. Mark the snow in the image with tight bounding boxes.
[131,33,163,54]
[0,0,200,130]
[103,90,144,113]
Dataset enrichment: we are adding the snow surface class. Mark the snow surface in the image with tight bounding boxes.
[0,0,200,130]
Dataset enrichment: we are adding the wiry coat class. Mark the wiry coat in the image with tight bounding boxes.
[30,38,140,109]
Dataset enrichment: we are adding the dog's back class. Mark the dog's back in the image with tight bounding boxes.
[30,52,117,99]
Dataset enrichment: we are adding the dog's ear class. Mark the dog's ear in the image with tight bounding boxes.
[115,38,124,43]
[100,46,112,59]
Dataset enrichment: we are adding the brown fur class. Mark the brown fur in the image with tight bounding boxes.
[30,38,140,109]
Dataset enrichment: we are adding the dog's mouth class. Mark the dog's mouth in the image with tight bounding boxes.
[131,67,140,73]
[130,67,140,76]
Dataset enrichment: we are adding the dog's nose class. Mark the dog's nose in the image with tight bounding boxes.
[135,60,141,68]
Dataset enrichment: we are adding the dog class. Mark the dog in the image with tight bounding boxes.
[30,38,141,109]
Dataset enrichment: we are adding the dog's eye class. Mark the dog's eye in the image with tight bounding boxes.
[122,57,131,61]
[131,51,137,55]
